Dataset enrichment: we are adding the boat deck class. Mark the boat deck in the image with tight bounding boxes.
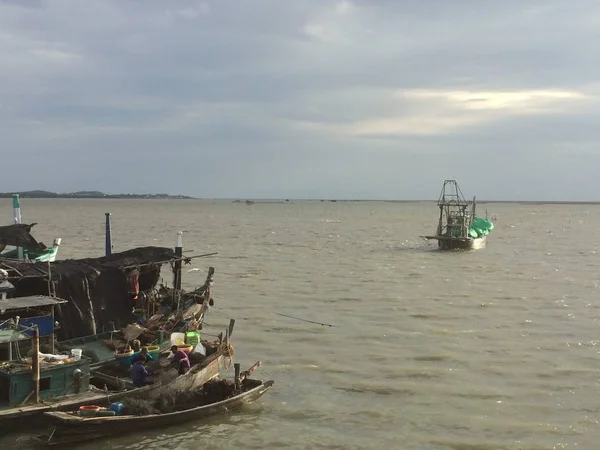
[0,388,113,421]
[59,332,126,368]
[59,332,171,369]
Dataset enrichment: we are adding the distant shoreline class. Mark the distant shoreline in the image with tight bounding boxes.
[0,190,193,199]
[237,199,600,205]
[0,192,598,205]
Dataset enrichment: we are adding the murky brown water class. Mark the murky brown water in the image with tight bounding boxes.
[2,199,600,449]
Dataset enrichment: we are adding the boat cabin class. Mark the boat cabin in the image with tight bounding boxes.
[0,295,90,407]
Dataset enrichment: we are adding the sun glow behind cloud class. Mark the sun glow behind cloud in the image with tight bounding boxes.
[338,89,591,137]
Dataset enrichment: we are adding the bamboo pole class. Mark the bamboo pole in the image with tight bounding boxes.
[32,326,40,403]
[234,363,241,392]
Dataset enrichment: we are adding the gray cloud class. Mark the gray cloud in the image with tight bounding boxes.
[0,0,598,199]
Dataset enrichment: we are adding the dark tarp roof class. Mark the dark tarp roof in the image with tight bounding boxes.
[0,246,176,279]
[0,295,67,313]
[1,246,177,340]
[0,223,44,250]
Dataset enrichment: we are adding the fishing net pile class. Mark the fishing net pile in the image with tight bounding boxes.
[123,379,236,415]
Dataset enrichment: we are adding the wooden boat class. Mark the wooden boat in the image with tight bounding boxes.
[38,377,274,446]
[0,339,233,430]
[0,295,91,430]
[421,180,494,250]
[87,319,236,390]
[90,338,234,391]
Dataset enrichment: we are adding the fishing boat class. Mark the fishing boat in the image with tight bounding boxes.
[0,194,61,262]
[89,327,235,391]
[421,180,494,250]
[0,272,234,431]
[0,330,234,430]
[55,275,220,370]
[0,294,94,430]
[38,366,273,446]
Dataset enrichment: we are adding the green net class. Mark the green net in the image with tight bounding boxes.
[468,218,494,238]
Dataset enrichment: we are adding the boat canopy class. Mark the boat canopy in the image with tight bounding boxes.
[0,223,45,251]
[0,247,178,340]
[0,295,67,314]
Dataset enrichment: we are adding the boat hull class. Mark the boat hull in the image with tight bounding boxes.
[41,379,274,446]
[438,235,486,250]
[422,235,487,251]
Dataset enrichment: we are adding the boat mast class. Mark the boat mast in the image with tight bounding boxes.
[12,194,23,260]
[437,180,470,239]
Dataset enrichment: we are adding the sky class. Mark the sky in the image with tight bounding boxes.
[0,0,599,200]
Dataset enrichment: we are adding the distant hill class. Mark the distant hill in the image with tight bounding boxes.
[0,190,194,199]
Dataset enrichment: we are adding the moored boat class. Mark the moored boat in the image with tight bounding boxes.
[0,282,234,430]
[38,372,273,445]
[89,330,235,390]
[0,294,93,430]
[0,336,234,430]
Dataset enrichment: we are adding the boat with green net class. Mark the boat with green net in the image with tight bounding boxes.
[0,194,61,262]
[421,180,494,250]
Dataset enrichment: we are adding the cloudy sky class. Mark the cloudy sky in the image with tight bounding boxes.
[0,0,598,200]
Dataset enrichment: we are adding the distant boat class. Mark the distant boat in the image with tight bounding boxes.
[421,180,494,251]
[0,194,61,262]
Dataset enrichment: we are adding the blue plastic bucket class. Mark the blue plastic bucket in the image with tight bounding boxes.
[109,402,125,415]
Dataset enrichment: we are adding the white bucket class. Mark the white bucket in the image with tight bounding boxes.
[170,332,185,347]
[71,349,82,360]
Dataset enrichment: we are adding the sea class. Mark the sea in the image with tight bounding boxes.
[2,198,600,449]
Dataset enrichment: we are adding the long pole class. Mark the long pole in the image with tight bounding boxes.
[105,213,112,256]
[32,326,40,403]
[174,232,183,291]
[174,232,183,312]
[13,194,23,260]
[234,363,241,392]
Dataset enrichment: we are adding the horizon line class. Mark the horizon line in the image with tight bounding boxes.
[1,190,599,204]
